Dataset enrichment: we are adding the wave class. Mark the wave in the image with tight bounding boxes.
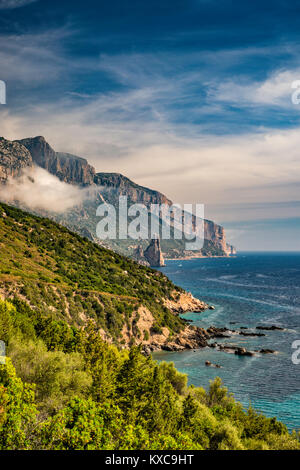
[219,274,237,280]
[205,277,300,292]
[214,292,300,311]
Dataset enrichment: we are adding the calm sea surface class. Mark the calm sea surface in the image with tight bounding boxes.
[154,252,300,431]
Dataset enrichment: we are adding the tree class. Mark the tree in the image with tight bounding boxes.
[39,398,120,450]
[0,358,37,450]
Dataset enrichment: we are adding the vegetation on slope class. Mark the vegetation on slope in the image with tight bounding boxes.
[0,298,299,450]
[0,202,184,342]
[0,203,298,450]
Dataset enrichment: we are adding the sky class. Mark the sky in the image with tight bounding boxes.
[0,0,300,250]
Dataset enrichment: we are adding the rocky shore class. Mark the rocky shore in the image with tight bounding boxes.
[140,288,284,357]
[143,320,281,356]
[142,325,234,355]
[210,343,276,356]
[143,324,210,355]
[164,291,209,314]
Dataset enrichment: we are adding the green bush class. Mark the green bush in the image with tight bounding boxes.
[0,358,36,450]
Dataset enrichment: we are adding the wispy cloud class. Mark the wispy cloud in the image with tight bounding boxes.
[209,68,300,107]
[1,95,300,213]
[1,25,300,250]
[0,0,38,9]
[0,28,72,90]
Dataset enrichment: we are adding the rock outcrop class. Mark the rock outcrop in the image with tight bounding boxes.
[144,238,165,267]
[0,138,32,183]
[256,325,284,331]
[18,136,95,186]
[164,291,209,313]
[142,324,210,354]
[210,343,256,356]
[226,243,237,256]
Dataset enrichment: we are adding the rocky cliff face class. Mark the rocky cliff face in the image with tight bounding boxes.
[204,219,227,253]
[94,174,235,256]
[0,135,236,258]
[18,136,95,186]
[94,172,172,206]
[0,138,32,183]
[144,238,165,267]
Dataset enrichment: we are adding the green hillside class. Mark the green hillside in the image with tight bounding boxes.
[0,203,298,450]
[0,202,184,342]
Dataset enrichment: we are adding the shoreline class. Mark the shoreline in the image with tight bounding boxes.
[165,255,237,261]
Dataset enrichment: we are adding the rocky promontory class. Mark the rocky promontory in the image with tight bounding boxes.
[164,291,209,313]
[142,324,210,355]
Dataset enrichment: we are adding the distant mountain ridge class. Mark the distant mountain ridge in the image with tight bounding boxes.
[0,135,236,259]
[17,136,173,206]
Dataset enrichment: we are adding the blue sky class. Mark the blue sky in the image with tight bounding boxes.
[0,0,300,250]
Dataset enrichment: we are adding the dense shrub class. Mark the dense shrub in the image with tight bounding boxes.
[0,298,299,450]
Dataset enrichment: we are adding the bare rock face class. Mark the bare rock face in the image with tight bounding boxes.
[165,291,208,313]
[143,325,210,353]
[18,136,95,186]
[0,137,32,183]
[204,219,227,253]
[144,238,165,267]
[94,172,172,205]
[18,136,55,167]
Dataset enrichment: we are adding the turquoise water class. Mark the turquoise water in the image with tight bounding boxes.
[154,252,300,431]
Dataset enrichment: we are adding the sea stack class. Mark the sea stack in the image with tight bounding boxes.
[144,238,165,267]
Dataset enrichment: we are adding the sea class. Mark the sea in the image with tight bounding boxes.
[154,252,300,431]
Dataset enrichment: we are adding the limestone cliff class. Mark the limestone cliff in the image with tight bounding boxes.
[144,238,165,267]
[94,172,172,205]
[0,138,32,183]
[204,219,227,253]
[18,136,95,186]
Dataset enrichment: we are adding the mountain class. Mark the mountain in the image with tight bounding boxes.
[0,202,210,351]
[0,136,236,260]
[18,136,95,186]
[0,137,32,183]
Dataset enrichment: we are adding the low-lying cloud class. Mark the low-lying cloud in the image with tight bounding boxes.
[0,166,90,213]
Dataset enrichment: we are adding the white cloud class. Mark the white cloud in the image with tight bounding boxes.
[210,69,300,107]
[0,166,91,213]
[1,96,300,215]
[0,36,299,237]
